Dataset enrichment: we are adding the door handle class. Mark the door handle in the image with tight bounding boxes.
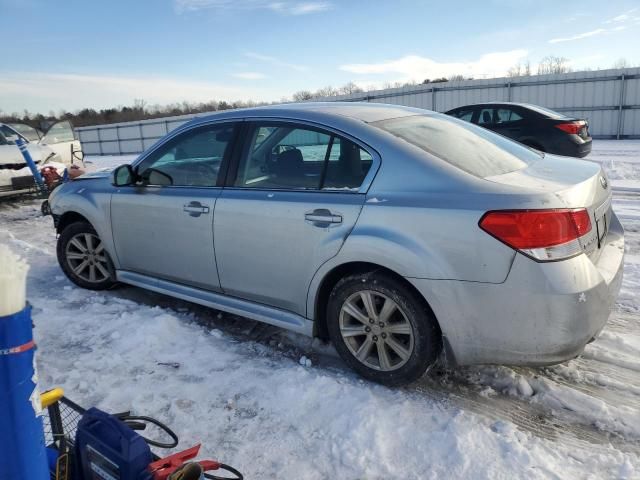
[183,201,210,217]
[305,208,342,225]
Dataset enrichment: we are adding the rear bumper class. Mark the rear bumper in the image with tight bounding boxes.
[408,212,624,366]
[549,136,592,158]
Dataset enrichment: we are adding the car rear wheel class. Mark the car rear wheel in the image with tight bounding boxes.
[327,272,441,386]
[57,222,117,290]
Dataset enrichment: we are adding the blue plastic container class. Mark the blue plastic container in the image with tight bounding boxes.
[75,407,154,480]
[0,305,49,479]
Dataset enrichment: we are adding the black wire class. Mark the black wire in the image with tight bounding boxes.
[204,463,244,480]
[120,415,179,449]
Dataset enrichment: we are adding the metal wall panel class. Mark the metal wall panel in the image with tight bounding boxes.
[76,67,640,155]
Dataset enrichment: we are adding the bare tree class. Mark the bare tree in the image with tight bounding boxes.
[338,81,363,95]
[448,74,465,81]
[508,60,531,77]
[612,58,628,69]
[537,56,572,75]
[315,85,339,98]
[292,90,314,101]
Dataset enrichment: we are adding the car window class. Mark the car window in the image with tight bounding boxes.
[495,109,523,124]
[521,104,569,119]
[477,108,494,125]
[323,137,372,190]
[0,125,25,144]
[9,123,41,142]
[137,123,235,187]
[372,114,542,178]
[452,109,474,122]
[41,121,75,144]
[235,123,372,191]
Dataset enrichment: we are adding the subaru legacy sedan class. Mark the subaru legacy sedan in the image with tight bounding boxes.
[48,103,624,385]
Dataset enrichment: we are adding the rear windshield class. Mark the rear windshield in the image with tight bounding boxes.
[371,114,542,178]
[521,104,570,119]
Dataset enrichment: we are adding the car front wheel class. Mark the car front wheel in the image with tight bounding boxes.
[327,272,441,386]
[57,222,117,290]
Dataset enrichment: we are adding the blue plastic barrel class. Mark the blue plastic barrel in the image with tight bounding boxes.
[0,305,49,479]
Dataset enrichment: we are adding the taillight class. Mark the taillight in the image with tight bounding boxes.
[554,122,584,135]
[479,209,592,261]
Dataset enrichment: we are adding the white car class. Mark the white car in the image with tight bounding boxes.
[0,121,82,197]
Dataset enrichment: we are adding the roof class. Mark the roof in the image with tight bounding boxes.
[194,102,434,125]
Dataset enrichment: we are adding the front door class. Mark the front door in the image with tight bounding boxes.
[39,120,82,165]
[214,122,376,316]
[111,122,237,291]
[491,107,525,141]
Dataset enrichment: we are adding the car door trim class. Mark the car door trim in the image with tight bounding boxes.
[116,270,314,335]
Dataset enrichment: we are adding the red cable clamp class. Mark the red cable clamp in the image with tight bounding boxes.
[148,444,221,480]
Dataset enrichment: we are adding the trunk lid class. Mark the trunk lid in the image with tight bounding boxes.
[485,155,612,260]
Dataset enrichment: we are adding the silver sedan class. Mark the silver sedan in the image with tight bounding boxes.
[49,103,624,385]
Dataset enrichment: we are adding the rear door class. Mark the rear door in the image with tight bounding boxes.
[39,120,82,165]
[110,122,237,291]
[491,107,525,141]
[214,121,377,316]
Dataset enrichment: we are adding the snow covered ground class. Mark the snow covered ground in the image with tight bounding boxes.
[0,141,639,479]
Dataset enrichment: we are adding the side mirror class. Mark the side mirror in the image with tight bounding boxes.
[111,164,135,186]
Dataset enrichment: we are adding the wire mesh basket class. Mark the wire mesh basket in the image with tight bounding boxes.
[43,396,85,450]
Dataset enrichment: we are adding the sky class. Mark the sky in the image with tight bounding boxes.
[1,0,639,115]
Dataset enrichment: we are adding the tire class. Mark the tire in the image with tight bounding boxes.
[57,221,117,290]
[327,272,441,386]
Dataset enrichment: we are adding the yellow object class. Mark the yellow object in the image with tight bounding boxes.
[40,388,64,409]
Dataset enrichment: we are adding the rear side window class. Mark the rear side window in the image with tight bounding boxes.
[234,123,373,191]
[477,108,494,125]
[522,104,569,119]
[451,109,474,122]
[496,109,523,123]
[372,114,542,178]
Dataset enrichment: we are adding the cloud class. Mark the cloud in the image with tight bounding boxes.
[548,28,607,44]
[244,51,308,72]
[175,0,331,15]
[339,50,529,82]
[0,72,278,114]
[268,1,330,14]
[549,8,640,44]
[232,72,267,80]
[604,7,638,24]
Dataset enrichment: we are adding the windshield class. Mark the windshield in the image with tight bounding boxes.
[9,123,41,142]
[371,114,542,178]
[520,104,570,119]
[0,125,22,144]
[41,121,75,144]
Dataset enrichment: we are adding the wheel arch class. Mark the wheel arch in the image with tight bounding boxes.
[56,210,93,234]
[310,261,441,341]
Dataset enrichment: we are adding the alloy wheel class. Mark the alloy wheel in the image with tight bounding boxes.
[65,233,111,284]
[339,290,415,371]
